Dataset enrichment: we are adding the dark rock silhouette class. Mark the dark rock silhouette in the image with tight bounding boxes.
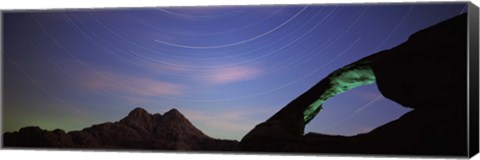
[3,108,238,151]
[2,12,471,156]
[239,13,468,156]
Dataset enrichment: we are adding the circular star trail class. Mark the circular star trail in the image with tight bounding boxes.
[3,3,468,140]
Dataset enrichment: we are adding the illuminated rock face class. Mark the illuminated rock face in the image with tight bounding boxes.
[304,61,376,124]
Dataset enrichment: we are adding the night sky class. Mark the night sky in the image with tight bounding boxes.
[2,3,467,140]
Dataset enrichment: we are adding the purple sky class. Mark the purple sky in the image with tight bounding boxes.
[2,3,467,140]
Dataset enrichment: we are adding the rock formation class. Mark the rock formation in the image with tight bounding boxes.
[2,12,471,156]
[239,13,468,156]
[3,108,238,151]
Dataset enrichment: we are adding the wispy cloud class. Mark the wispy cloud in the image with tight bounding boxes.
[202,66,261,84]
[79,69,184,97]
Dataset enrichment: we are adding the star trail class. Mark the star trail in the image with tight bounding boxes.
[2,3,467,140]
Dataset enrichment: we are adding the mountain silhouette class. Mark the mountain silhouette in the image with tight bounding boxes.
[3,107,238,151]
[3,12,475,157]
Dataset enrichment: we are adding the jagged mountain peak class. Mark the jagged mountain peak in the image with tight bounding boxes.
[4,107,239,150]
[127,107,150,117]
[164,108,184,118]
[120,107,154,128]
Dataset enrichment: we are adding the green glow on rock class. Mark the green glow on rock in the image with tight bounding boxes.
[303,62,376,124]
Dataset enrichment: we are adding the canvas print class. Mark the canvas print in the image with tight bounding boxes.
[2,2,478,157]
